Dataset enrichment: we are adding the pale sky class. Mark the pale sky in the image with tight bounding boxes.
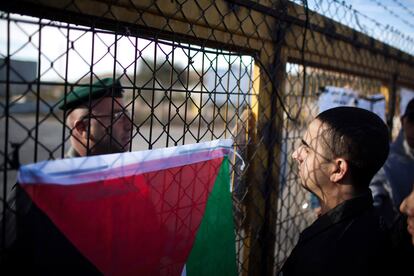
[0,14,253,82]
[2,1,414,81]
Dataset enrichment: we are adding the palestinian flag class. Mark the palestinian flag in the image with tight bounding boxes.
[17,139,237,276]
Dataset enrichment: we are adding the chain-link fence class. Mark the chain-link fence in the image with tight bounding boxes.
[1,0,414,275]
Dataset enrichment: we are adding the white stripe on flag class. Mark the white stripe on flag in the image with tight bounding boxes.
[18,139,233,185]
[181,264,187,276]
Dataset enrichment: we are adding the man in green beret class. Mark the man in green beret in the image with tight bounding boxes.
[59,77,133,157]
[1,77,134,274]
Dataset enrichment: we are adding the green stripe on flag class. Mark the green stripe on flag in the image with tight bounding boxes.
[186,157,237,276]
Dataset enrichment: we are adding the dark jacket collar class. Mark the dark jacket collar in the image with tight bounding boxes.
[299,192,373,244]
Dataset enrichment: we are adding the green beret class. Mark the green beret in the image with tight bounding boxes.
[58,77,123,111]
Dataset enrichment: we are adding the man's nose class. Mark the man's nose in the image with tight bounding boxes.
[124,116,133,131]
[121,111,133,130]
[400,198,407,214]
[292,147,300,161]
[292,145,305,162]
[401,194,414,216]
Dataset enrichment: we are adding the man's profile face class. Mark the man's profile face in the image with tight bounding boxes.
[402,116,414,149]
[400,185,414,245]
[291,119,333,197]
[83,97,133,155]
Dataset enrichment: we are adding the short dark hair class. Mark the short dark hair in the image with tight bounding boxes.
[316,106,389,187]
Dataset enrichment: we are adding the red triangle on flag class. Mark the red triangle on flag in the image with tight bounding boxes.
[21,157,223,275]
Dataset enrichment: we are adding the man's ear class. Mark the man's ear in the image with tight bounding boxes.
[330,158,348,183]
[73,120,87,138]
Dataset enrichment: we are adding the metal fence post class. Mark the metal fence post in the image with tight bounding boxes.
[387,73,398,137]
[243,2,288,274]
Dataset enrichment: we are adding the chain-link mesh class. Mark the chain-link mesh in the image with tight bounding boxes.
[1,0,414,275]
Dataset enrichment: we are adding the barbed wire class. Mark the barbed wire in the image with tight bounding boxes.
[391,0,414,20]
[368,0,414,30]
[293,0,414,54]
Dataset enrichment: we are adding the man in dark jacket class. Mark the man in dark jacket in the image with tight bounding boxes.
[280,107,392,276]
